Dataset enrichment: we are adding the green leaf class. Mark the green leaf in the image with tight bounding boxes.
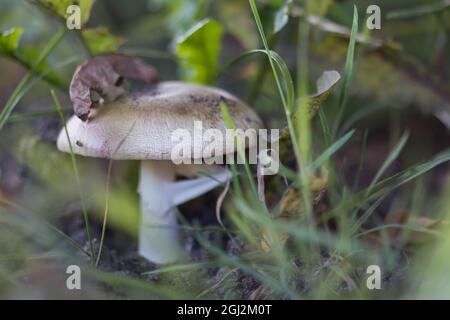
[82,27,125,55]
[32,0,95,26]
[0,28,24,55]
[175,18,223,84]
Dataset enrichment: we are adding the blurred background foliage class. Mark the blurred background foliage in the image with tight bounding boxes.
[0,0,450,299]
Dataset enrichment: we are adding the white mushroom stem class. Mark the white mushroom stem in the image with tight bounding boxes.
[137,160,230,264]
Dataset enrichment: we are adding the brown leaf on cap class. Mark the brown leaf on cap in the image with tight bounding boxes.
[69,54,159,121]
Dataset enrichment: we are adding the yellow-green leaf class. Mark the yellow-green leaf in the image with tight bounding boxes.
[82,27,125,55]
[32,0,95,26]
[175,18,223,84]
[0,28,24,55]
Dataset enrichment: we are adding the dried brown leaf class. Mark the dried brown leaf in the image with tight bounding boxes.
[69,54,159,120]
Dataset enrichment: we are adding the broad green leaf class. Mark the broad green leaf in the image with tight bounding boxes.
[165,0,210,37]
[0,28,24,55]
[175,18,223,84]
[32,0,95,26]
[82,27,125,55]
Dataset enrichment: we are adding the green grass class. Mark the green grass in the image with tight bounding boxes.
[0,28,66,132]
[332,5,358,139]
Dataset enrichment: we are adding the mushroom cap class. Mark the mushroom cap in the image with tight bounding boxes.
[57,81,263,160]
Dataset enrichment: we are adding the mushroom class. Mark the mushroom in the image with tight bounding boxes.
[57,81,263,263]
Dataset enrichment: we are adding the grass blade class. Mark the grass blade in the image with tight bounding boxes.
[333,6,358,138]
[220,100,258,197]
[368,131,409,192]
[249,0,301,169]
[308,129,355,173]
[52,90,95,262]
[323,148,450,223]
[0,29,66,132]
